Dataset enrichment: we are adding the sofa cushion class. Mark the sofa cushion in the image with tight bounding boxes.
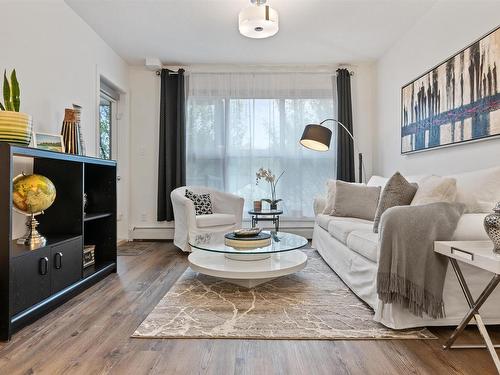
[332,181,381,220]
[448,166,500,213]
[411,175,457,205]
[327,217,373,244]
[316,214,336,231]
[196,213,236,228]
[346,230,379,262]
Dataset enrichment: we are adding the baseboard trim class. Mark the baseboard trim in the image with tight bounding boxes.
[131,227,175,240]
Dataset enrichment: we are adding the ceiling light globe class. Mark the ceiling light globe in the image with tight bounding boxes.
[239,5,279,39]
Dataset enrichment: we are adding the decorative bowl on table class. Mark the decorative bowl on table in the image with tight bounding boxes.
[224,231,271,250]
[233,228,262,237]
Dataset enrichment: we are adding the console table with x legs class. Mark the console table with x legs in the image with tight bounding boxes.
[434,241,500,374]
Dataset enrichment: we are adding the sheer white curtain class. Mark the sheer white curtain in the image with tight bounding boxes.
[186,72,336,220]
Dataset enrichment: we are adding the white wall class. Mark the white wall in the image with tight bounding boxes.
[0,0,130,239]
[128,64,377,239]
[374,1,500,177]
[128,67,169,238]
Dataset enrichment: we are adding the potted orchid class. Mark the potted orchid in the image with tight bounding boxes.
[255,167,285,210]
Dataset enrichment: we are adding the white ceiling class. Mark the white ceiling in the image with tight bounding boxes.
[66,0,438,66]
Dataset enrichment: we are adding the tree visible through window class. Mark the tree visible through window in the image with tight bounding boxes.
[99,96,112,159]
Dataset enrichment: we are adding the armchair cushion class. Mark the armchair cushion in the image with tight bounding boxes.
[196,213,236,228]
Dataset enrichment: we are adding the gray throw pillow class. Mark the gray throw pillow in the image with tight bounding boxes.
[332,181,381,221]
[373,172,418,233]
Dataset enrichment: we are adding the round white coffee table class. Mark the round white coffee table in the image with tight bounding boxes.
[188,231,308,288]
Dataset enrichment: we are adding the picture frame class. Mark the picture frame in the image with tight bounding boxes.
[34,132,65,153]
[401,25,500,154]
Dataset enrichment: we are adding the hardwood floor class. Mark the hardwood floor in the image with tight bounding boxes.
[0,241,498,375]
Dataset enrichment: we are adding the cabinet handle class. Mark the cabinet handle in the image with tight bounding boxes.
[39,257,48,275]
[55,252,63,269]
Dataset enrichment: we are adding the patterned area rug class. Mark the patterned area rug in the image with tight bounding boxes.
[133,249,436,340]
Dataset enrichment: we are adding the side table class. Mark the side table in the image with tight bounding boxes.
[248,209,283,232]
[434,240,500,374]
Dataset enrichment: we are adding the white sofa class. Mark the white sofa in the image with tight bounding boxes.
[312,166,500,329]
[171,186,244,252]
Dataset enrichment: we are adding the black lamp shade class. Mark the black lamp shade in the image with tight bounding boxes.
[299,124,332,151]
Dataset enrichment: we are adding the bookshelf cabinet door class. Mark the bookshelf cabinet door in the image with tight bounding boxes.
[12,248,52,315]
[51,237,83,293]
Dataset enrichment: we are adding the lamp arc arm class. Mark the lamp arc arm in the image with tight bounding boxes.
[319,118,355,141]
[319,118,366,183]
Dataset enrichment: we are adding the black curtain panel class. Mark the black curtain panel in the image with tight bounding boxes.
[336,68,355,182]
[157,68,186,221]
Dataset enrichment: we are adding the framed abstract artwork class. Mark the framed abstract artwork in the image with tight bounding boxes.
[401,26,500,154]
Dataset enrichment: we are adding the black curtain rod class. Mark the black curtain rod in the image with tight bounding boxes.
[156,69,184,76]
[156,69,354,76]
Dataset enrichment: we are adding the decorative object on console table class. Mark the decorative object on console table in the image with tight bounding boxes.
[484,202,500,253]
[0,69,33,145]
[61,108,82,154]
[83,192,88,216]
[300,118,366,183]
[12,173,56,248]
[34,132,65,152]
[255,167,284,210]
[83,245,96,268]
[253,200,262,212]
[72,104,86,155]
[401,26,500,154]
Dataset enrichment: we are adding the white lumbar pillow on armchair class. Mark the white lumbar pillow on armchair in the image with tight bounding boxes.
[171,186,244,252]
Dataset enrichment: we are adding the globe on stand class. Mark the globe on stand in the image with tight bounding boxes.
[12,173,57,249]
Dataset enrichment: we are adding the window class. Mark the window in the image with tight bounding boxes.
[99,95,112,159]
[99,79,120,160]
[186,72,336,219]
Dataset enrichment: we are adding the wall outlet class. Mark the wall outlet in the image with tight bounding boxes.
[140,213,147,222]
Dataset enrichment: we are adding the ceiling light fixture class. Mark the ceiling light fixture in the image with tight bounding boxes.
[239,0,279,39]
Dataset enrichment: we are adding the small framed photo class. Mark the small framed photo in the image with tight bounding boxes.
[34,132,65,153]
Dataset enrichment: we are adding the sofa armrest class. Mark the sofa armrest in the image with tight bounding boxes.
[313,196,326,216]
[452,213,489,241]
[171,190,197,229]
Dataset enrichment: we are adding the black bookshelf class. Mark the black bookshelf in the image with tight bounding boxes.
[0,143,117,340]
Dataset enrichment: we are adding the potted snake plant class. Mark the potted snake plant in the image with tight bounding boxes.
[0,69,32,145]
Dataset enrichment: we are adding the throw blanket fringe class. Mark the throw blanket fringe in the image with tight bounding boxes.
[377,273,445,319]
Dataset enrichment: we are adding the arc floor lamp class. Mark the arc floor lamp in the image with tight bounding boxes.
[299,119,365,183]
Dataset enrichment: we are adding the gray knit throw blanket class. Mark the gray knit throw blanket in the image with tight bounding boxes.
[377,202,465,319]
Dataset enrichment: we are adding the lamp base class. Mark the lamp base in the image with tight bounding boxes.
[17,214,47,249]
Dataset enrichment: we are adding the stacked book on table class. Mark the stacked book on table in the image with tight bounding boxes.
[224,231,271,250]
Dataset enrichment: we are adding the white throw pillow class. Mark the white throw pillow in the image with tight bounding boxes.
[448,166,500,213]
[411,175,457,206]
